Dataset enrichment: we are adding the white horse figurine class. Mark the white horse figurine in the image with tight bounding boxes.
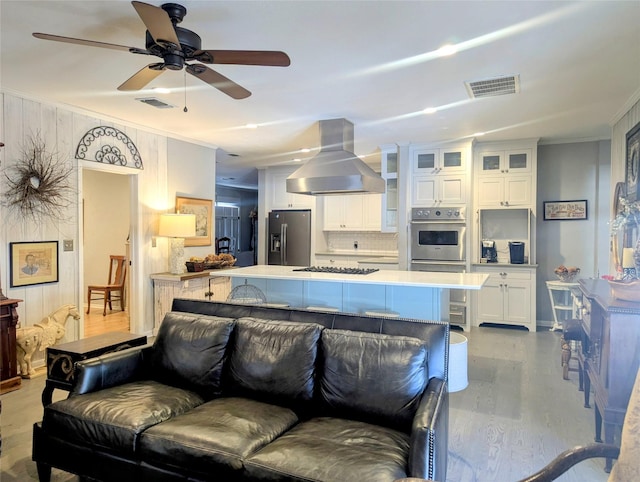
[16,304,81,378]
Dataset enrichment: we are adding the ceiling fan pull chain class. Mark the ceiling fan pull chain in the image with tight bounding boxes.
[183,70,188,113]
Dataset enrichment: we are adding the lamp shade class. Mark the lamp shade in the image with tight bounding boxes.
[448,331,469,392]
[158,213,196,238]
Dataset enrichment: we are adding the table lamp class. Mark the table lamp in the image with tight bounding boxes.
[448,331,469,392]
[159,213,196,274]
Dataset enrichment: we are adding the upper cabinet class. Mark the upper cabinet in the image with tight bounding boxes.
[474,143,537,211]
[268,168,315,209]
[380,145,398,232]
[410,144,471,207]
[323,194,381,231]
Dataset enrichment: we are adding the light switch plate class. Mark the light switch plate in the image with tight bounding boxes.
[63,240,74,251]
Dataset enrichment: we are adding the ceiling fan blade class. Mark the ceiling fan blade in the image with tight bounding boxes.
[33,32,139,53]
[186,64,251,99]
[117,63,165,91]
[194,50,291,67]
[132,1,181,50]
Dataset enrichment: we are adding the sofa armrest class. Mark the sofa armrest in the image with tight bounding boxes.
[408,377,448,482]
[72,345,151,395]
[518,444,620,481]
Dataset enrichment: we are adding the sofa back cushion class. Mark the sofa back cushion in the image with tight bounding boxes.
[320,329,428,431]
[228,317,323,405]
[152,312,236,398]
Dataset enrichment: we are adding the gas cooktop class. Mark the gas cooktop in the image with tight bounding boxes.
[292,266,379,275]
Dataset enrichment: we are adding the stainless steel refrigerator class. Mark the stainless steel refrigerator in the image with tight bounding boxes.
[268,209,311,266]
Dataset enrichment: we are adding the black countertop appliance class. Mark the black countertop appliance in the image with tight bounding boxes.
[509,241,525,264]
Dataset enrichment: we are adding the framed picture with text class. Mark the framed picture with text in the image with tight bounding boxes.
[543,200,588,221]
[10,241,59,287]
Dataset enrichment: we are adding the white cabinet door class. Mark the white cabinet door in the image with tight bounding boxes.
[324,196,345,230]
[362,193,382,231]
[412,175,465,206]
[412,147,466,174]
[476,275,505,322]
[380,148,398,232]
[504,279,530,324]
[270,170,314,209]
[477,176,532,208]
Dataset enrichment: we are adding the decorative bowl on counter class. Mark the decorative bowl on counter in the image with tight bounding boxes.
[185,261,205,272]
[608,279,640,302]
[554,265,580,282]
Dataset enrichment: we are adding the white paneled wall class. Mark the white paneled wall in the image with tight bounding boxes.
[0,91,217,370]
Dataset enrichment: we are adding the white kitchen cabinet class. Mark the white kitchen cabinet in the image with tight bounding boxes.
[474,145,536,209]
[380,146,398,232]
[412,174,466,206]
[473,267,536,331]
[269,169,315,209]
[323,194,381,231]
[410,144,470,207]
[412,147,466,175]
[476,175,532,208]
[151,272,232,333]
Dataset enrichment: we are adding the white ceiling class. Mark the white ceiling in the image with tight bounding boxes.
[1,1,639,189]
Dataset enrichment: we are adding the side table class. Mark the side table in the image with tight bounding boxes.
[43,331,147,406]
[546,280,580,331]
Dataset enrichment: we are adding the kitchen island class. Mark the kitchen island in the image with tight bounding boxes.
[213,265,488,323]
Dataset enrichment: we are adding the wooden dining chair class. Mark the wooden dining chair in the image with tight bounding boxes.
[86,255,127,316]
[216,237,231,255]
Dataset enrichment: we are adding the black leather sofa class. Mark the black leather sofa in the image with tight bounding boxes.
[33,299,450,482]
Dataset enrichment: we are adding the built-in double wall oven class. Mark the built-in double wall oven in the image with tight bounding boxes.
[410,207,467,327]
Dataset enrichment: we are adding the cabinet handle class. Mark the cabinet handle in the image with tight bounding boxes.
[504,201,509,206]
[500,201,504,206]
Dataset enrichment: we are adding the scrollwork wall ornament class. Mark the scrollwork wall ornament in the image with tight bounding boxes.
[75,126,143,169]
[2,136,75,224]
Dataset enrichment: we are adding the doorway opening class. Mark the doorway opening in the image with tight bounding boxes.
[82,169,131,337]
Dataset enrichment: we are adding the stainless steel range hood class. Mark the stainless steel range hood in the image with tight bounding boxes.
[286,118,385,195]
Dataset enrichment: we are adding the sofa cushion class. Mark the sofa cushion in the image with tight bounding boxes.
[320,329,428,430]
[244,417,409,481]
[228,317,323,404]
[152,312,236,398]
[43,380,204,454]
[139,397,299,477]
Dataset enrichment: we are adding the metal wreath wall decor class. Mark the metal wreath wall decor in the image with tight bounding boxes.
[75,126,143,169]
[2,136,74,224]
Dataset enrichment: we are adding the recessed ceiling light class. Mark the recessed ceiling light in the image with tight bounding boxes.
[301,148,311,153]
[423,107,437,114]
[153,87,171,94]
[245,123,258,129]
[292,158,302,162]
[473,132,485,137]
[436,44,457,57]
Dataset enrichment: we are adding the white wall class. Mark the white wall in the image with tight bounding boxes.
[536,140,610,323]
[0,91,217,354]
[82,169,130,299]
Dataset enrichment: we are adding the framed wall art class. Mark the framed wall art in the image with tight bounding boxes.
[10,241,59,287]
[175,196,212,246]
[543,200,588,221]
[626,120,640,202]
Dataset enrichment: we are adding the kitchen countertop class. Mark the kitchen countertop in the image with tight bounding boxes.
[216,265,488,290]
[315,250,398,257]
[356,257,399,264]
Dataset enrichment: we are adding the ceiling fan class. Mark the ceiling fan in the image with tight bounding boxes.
[33,1,290,99]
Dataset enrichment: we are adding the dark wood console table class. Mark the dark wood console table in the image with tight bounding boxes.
[43,331,147,406]
[578,279,640,472]
[1,297,23,394]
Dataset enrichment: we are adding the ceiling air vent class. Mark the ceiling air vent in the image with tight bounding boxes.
[136,97,174,109]
[465,75,520,99]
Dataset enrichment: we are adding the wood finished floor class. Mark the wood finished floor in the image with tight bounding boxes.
[1,324,609,481]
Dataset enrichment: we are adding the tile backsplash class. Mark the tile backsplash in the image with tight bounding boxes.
[326,232,398,252]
